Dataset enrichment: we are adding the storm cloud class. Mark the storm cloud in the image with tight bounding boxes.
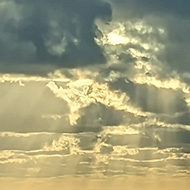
[108,0,190,74]
[0,0,112,73]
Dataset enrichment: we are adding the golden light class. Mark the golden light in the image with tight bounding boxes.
[107,32,129,45]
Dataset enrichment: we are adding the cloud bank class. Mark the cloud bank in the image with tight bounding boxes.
[0,0,112,73]
[0,0,190,181]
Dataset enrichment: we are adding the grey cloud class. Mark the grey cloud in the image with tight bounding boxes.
[160,112,190,126]
[142,125,190,149]
[153,127,190,149]
[166,158,190,169]
[74,102,145,132]
[0,0,112,73]
[0,133,60,151]
[109,0,190,74]
[106,157,190,173]
[109,78,188,114]
[110,0,190,18]
[78,132,98,150]
[100,125,190,150]
[74,103,124,132]
[117,52,137,63]
[125,149,169,161]
[104,133,154,148]
[157,17,190,73]
[100,144,113,154]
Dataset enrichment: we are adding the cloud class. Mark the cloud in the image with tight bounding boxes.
[1,0,190,179]
[160,112,190,126]
[141,125,190,149]
[75,103,125,132]
[0,124,190,178]
[0,0,112,73]
[104,133,154,147]
[1,0,190,77]
[0,81,70,132]
[108,0,190,74]
[109,78,188,114]
[0,133,60,151]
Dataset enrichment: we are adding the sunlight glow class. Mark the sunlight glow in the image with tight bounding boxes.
[46,69,146,125]
[134,75,190,93]
[107,32,129,45]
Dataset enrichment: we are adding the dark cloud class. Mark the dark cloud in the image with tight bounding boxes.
[160,112,190,126]
[110,0,190,18]
[141,125,190,149]
[101,125,190,150]
[108,0,190,73]
[109,78,188,114]
[74,102,145,132]
[74,103,124,132]
[78,132,97,150]
[0,0,112,73]
[155,127,190,149]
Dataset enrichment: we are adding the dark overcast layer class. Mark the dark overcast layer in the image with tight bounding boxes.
[0,0,190,183]
[0,0,190,74]
[0,0,112,72]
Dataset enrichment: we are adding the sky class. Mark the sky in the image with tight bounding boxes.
[0,0,190,189]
